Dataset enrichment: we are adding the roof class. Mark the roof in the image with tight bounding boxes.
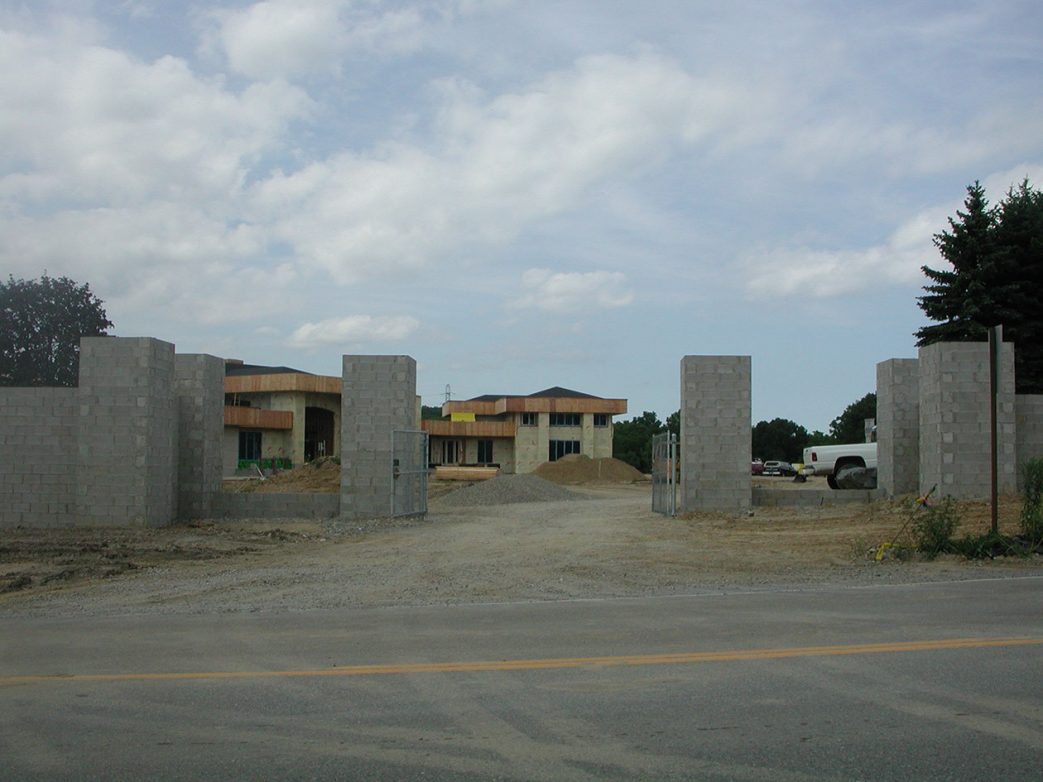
[466,387,603,402]
[528,386,600,399]
[225,363,313,377]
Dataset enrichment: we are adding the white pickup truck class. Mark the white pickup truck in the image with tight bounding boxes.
[801,442,877,482]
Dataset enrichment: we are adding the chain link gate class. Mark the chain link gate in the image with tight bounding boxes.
[651,432,678,516]
[391,429,429,518]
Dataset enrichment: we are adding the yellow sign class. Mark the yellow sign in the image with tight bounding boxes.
[450,412,476,422]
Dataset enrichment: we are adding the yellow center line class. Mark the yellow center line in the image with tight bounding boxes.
[2,637,1040,687]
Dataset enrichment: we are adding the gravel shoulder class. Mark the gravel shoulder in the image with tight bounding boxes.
[2,483,1040,618]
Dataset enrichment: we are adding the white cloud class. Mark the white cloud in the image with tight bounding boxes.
[0,23,310,207]
[0,19,317,330]
[744,157,1043,301]
[511,268,633,313]
[205,0,427,80]
[287,315,421,348]
[743,207,949,300]
[249,51,755,283]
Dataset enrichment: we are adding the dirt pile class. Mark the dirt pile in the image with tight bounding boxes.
[534,454,646,484]
[432,473,583,507]
[224,458,341,494]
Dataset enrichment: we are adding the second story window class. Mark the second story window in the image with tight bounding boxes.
[594,414,608,427]
[549,412,580,427]
[521,412,538,426]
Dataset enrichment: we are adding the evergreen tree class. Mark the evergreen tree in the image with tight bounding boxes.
[916,180,1043,392]
[916,182,995,344]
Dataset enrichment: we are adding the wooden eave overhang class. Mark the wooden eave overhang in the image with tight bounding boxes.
[223,406,294,430]
[421,420,517,438]
[224,373,341,395]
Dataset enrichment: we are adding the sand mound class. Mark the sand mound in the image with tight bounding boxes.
[224,458,341,493]
[534,454,646,485]
[433,474,583,507]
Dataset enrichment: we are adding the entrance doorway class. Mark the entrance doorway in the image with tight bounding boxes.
[304,407,335,462]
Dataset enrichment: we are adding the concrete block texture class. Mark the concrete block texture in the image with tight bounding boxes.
[680,355,752,513]
[0,387,78,528]
[1016,395,1043,492]
[341,355,418,520]
[175,354,224,520]
[76,337,178,526]
[918,341,1016,499]
[876,358,920,496]
[211,492,339,520]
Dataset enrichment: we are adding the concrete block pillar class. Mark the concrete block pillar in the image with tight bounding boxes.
[175,354,225,520]
[876,358,920,496]
[76,337,177,526]
[680,355,751,513]
[1016,395,1043,492]
[918,341,1016,499]
[341,355,417,520]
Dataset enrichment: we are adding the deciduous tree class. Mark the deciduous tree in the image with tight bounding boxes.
[0,274,113,387]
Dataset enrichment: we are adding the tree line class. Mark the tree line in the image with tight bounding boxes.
[611,393,876,473]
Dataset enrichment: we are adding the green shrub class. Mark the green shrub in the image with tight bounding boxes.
[949,531,1019,559]
[911,497,960,559]
[1022,457,1043,544]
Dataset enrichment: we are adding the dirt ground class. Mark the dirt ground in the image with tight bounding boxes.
[2,478,1040,618]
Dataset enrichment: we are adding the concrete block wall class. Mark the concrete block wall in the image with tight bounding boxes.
[680,355,751,513]
[876,358,920,496]
[211,492,339,520]
[0,387,78,527]
[175,354,225,520]
[1016,395,1043,491]
[341,355,418,520]
[76,337,178,526]
[918,341,1016,499]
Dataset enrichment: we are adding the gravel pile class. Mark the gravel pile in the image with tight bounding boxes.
[433,473,584,507]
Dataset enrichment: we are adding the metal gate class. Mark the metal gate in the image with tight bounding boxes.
[651,432,678,516]
[391,429,429,517]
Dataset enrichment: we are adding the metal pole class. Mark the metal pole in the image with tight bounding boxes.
[989,325,1002,535]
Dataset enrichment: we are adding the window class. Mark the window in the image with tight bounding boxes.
[594,414,609,427]
[549,440,580,461]
[441,440,460,464]
[549,412,580,427]
[238,431,262,461]
[477,439,494,464]
[521,412,538,427]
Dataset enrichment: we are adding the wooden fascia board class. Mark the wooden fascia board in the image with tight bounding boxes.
[421,420,517,438]
[223,406,294,430]
[224,373,341,395]
[502,397,628,415]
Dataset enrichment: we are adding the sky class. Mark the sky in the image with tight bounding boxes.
[2,1,1041,432]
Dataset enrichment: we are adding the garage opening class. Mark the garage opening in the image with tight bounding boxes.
[304,407,335,462]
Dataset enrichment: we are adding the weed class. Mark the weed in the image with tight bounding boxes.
[949,531,1021,559]
[911,496,960,559]
[1021,457,1043,544]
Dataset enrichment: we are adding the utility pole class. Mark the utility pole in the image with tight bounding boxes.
[989,325,1002,535]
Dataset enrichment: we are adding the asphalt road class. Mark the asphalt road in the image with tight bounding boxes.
[2,576,1042,780]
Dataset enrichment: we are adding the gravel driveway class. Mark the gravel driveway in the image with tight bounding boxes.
[3,482,1040,619]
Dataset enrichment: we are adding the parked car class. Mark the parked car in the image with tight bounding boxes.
[762,460,797,477]
[751,459,764,475]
